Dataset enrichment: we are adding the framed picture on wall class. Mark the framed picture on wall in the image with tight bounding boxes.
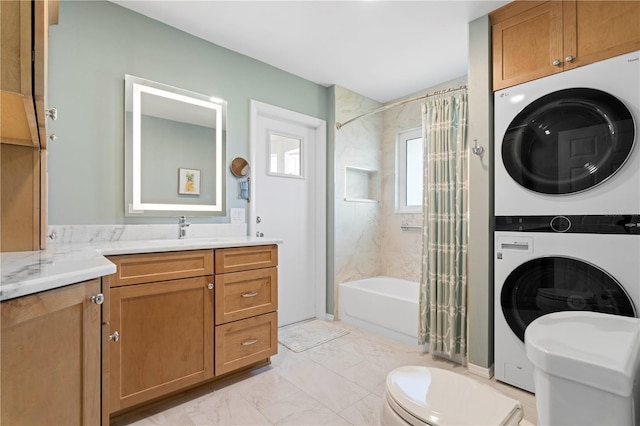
[178,168,201,195]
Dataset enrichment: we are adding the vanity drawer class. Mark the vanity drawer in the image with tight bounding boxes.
[214,312,277,375]
[108,250,214,287]
[215,245,278,274]
[215,268,277,325]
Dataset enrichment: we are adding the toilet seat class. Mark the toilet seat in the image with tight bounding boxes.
[385,366,524,426]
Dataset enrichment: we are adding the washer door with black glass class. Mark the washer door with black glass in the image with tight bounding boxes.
[501,256,636,341]
[502,88,635,195]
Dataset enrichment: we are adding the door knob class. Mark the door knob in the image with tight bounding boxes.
[45,107,58,120]
[90,293,104,305]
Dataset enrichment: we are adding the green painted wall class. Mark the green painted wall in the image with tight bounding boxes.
[467,15,494,369]
[48,0,328,224]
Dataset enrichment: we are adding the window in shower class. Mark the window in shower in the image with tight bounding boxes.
[395,127,423,213]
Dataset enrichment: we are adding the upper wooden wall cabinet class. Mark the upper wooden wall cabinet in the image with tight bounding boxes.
[1,0,58,252]
[490,0,640,91]
[1,0,57,148]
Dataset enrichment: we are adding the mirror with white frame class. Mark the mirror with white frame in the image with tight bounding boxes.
[124,74,226,216]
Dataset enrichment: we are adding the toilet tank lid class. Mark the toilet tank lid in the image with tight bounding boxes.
[525,311,640,397]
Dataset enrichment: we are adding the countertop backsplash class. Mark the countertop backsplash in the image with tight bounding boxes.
[47,223,248,244]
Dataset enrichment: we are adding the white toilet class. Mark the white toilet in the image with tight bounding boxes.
[525,311,640,426]
[382,366,525,425]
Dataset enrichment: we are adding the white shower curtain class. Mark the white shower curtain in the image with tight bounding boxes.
[418,91,468,364]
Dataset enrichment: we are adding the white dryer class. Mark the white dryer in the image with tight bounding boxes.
[494,220,640,392]
[495,50,639,216]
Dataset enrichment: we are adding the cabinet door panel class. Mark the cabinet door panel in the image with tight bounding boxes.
[109,276,214,412]
[564,0,640,70]
[0,144,41,251]
[492,2,564,90]
[1,279,101,425]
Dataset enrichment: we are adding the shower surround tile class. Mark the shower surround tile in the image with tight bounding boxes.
[333,86,383,301]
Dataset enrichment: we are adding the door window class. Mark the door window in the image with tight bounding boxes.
[502,88,635,194]
[501,256,636,341]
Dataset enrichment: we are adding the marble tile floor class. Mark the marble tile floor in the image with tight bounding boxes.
[112,320,537,426]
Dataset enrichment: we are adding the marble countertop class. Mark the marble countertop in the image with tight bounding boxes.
[1,236,282,302]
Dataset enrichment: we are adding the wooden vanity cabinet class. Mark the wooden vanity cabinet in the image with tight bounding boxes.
[1,278,105,425]
[107,250,214,413]
[106,246,279,414]
[491,0,640,91]
[214,245,278,375]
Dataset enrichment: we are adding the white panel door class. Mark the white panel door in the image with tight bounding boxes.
[250,101,326,326]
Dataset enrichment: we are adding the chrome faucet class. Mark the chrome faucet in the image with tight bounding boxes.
[178,215,190,239]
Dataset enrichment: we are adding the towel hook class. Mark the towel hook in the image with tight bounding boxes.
[472,139,484,156]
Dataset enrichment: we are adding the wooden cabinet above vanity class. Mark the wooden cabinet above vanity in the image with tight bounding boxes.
[1,0,59,252]
[106,244,279,417]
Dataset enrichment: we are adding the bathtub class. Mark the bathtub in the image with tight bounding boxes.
[338,276,419,345]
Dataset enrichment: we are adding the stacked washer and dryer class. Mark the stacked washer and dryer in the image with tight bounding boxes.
[493,51,640,392]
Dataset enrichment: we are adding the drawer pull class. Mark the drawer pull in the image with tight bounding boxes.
[241,292,258,298]
[241,338,258,346]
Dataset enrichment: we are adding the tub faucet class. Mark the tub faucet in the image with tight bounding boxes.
[178,216,190,239]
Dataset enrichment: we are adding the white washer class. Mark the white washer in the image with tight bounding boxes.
[494,230,640,392]
[495,50,640,216]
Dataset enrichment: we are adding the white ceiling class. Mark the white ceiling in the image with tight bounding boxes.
[111,0,510,103]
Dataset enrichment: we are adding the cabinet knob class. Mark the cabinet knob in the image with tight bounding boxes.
[256,232,264,237]
[208,283,214,290]
[565,55,575,62]
[552,59,562,66]
[90,293,104,305]
[48,134,57,142]
[45,107,58,120]
[109,331,120,342]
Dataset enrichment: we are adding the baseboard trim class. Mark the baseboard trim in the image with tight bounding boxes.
[468,362,494,379]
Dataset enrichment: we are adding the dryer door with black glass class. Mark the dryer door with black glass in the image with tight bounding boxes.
[502,88,635,195]
[501,256,636,342]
